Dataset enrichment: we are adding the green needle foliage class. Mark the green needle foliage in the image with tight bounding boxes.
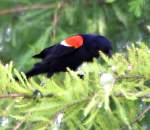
[0,44,149,130]
[0,0,150,129]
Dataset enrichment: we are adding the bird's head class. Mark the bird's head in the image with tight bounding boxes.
[81,34,113,57]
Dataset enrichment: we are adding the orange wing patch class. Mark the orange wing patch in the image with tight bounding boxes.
[64,35,84,48]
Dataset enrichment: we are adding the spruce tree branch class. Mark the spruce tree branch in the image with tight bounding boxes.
[13,112,31,130]
[0,3,64,16]
[0,91,150,99]
[116,92,150,99]
[45,97,90,130]
[132,105,150,124]
[116,74,145,80]
[0,93,54,99]
[51,2,64,38]
[13,120,24,130]
[0,93,28,98]
[120,105,150,130]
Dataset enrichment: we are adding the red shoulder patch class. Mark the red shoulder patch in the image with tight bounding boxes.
[64,35,83,48]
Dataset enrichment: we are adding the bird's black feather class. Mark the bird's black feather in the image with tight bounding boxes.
[32,46,55,59]
[25,34,112,78]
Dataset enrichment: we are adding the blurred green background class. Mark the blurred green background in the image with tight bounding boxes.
[0,0,149,72]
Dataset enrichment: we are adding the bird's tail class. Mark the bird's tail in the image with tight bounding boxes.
[25,63,48,78]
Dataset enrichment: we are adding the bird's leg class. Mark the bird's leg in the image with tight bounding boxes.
[75,62,87,79]
[77,73,84,79]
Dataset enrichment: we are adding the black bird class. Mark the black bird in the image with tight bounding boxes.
[25,34,112,78]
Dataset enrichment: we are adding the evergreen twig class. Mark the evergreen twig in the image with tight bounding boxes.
[0,3,64,16]
[13,120,24,130]
[0,93,54,99]
[120,105,150,130]
[0,91,150,99]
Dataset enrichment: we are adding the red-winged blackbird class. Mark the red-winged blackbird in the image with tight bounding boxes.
[25,34,112,78]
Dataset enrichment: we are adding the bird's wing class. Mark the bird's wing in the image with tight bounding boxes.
[32,45,55,59]
[43,45,78,61]
[32,44,78,60]
[33,35,84,59]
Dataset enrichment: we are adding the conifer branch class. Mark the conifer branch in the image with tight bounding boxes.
[116,92,150,98]
[0,93,27,99]
[117,74,145,80]
[120,105,150,130]
[0,91,149,99]
[13,112,31,130]
[13,120,24,130]
[51,2,64,38]
[0,3,64,16]
[0,92,54,99]
[45,97,90,130]
[132,105,150,124]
